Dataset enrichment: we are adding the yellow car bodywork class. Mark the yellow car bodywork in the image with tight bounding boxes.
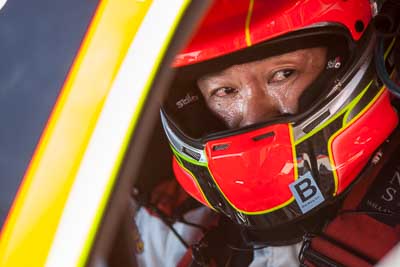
[0,0,191,266]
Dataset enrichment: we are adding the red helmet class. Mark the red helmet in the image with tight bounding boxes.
[161,0,399,244]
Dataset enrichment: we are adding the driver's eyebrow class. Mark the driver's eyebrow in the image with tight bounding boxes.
[198,50,313,87]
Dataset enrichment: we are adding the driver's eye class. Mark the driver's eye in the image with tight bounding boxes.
[268,69,295,84]
[212,87,238,97]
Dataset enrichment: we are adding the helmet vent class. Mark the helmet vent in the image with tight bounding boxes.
[212,143,230,151]
[355,20,364,33]
[252,132,275,141]
[182,146,201,161]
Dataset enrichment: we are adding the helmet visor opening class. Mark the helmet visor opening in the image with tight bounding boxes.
[163,27,352,141]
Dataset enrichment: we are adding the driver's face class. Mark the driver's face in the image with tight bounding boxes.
[197,47,327,129]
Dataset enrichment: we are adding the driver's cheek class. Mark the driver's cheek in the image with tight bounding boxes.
[267,85,300,115]
[210,88,298,129]
[209,84,303,129]
[211,99,244,129]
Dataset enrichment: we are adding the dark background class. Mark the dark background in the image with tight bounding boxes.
[0,0,98,228]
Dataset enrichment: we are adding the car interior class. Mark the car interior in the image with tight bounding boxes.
[84,2,210,266]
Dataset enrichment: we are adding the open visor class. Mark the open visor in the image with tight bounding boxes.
[162,27,352,142]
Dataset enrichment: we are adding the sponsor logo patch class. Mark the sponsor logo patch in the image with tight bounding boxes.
[176,93,199,109]
[358,162,400,226]
[327,56,342,69]
[289,171,325,214]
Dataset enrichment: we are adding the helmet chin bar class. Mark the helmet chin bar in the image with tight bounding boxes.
[241,125,400,246]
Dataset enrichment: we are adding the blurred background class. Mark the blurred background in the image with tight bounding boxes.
[0,0,98,227]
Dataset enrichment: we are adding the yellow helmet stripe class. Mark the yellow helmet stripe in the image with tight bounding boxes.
[245,0,255,46]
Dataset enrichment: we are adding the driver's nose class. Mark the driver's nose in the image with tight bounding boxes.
[238,81,294,127]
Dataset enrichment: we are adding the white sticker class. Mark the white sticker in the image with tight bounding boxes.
[175,93,199,109]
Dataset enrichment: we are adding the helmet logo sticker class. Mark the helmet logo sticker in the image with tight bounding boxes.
[289,171,325,214]
[327,56,342,69]
[176,93,199,109]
